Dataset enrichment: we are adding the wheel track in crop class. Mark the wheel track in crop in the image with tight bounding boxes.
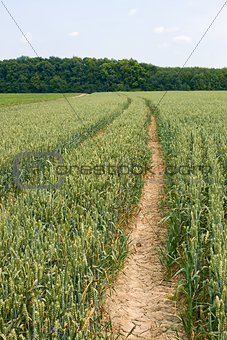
[0,96,131,205]
[59,96,131,150]
[104,106,185,339]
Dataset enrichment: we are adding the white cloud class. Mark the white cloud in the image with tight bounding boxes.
[69,32,79,37]
[154,27,179,34]
[154,26,165,33]
[20,33,32,43]
[129,8,137,16]
[173,35,191,42]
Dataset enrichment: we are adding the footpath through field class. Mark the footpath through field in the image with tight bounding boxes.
[105,105,185,339]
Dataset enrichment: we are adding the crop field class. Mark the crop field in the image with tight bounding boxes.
[0,92,226,339]
[0,93,79,108]
[143,92,227,339]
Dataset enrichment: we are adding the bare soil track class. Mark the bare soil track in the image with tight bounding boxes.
[104,109,185,339]
[70,93,87,98]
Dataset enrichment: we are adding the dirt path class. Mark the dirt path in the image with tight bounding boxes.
[104,110,184,339]
[69,93,87,99]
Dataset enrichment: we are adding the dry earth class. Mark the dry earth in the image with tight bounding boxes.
[104,109,185,340]
[70,93,87,98]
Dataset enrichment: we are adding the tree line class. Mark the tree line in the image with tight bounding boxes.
[0,56,227,93]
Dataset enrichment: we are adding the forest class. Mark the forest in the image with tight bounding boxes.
[1,56,227,93]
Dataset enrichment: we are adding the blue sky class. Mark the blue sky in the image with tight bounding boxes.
[0,0,227,68]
